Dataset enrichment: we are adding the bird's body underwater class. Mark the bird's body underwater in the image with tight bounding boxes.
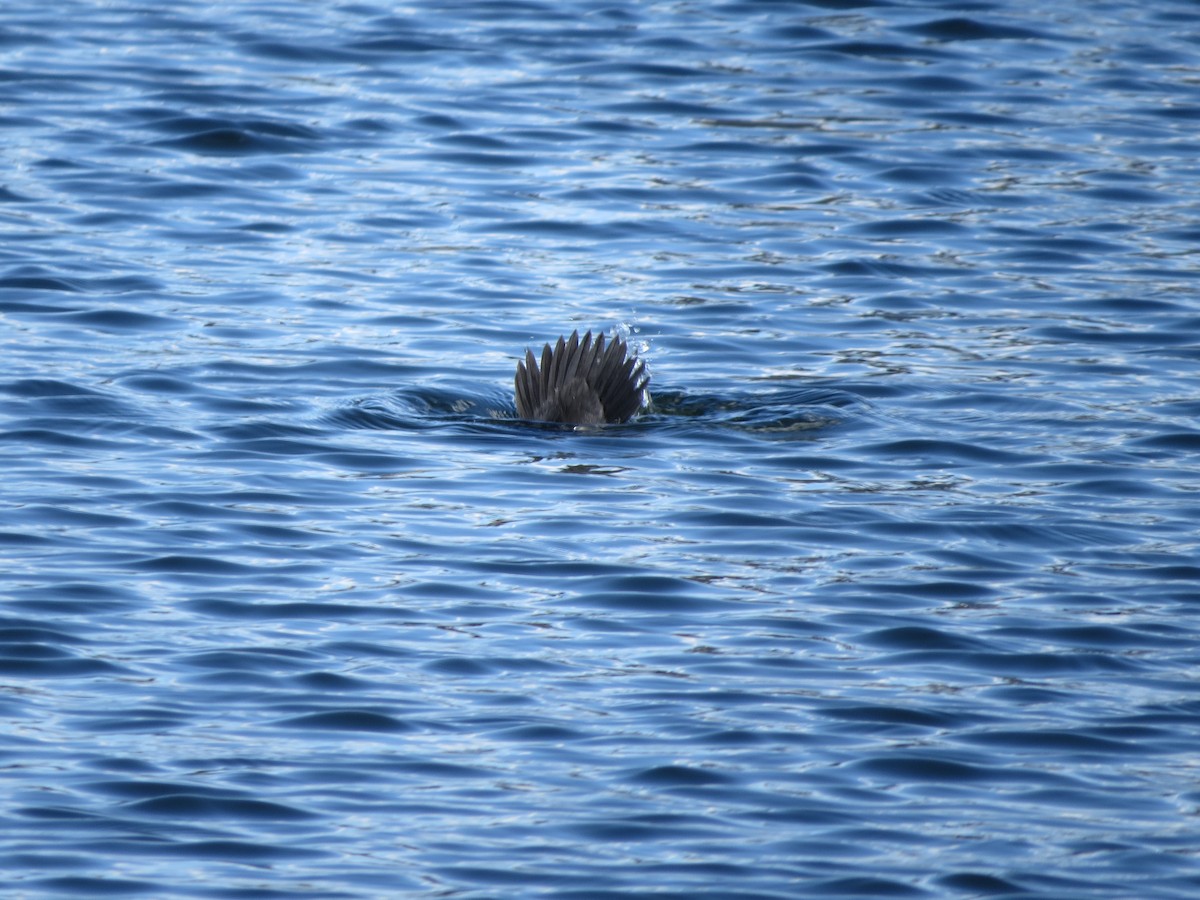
[514,330,648,425]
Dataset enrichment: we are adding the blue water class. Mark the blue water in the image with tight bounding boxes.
[3,1,1200,897]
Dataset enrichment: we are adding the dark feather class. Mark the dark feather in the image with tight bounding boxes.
[514,330,648,425]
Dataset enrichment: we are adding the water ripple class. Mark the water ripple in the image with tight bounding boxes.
[3,1,1200,898]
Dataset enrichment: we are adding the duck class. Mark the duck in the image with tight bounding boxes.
[514,330,648,425]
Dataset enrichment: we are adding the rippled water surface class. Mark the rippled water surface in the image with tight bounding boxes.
[4,1,1200,897]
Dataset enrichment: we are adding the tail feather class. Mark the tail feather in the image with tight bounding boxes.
[514,329,647,424]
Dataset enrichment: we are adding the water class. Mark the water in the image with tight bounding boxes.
[3,1,1200,897]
